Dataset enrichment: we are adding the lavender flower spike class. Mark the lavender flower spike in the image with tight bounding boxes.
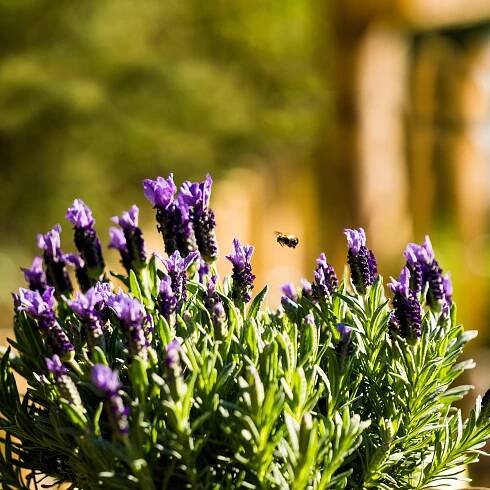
[165,339,181,369]
[312,253,338,300]
[66,199,105,282]
[157,274,178,320]
[344,227,378,294]
[17,287,75,357]
[109,292,148,360]
[17,287,57,328]
[46,355,83,409]
[37,225,73,295]
[204,276,227,339]
[68,287,106,351]
[226,239,255,304]
[46,355,68,377]
[112,205,146,270]
[180,175,219,262]
[403,247,423,294]
[281,282,297,311]
[163,250,199,305]
[108,227,132,273]
[405,236,445,308]
[388,267,422,339]
[442,273,453,316]
[336,323,353,357]
[21,256,47,292]
[92,364,129,435]
[144,174,197,256]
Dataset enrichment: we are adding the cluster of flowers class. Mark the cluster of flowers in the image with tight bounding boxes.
[15,169,457,438]
[6,172,490,489]
[281,228,453,345]
[15,174,257,434]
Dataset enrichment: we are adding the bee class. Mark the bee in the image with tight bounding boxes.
[274,231,299,248]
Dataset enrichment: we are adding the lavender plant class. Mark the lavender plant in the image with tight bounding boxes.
[1,174,490,489]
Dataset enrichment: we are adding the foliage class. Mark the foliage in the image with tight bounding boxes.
[1,175,490,489]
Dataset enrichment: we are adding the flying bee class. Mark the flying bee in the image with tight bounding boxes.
[274,231,299,248]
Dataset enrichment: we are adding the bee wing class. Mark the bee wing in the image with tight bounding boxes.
[274,231,282,237]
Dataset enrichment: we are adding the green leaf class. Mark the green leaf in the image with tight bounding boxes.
[247,285,268,321]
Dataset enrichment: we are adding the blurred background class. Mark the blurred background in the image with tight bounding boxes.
[0,0,489,485]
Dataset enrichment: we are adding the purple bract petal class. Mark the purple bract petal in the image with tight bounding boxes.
[165,339,181,368]
[143,174,177,209]
[225,239,254,269]
[164,250,199,275]
[389,267,411,298]
[45,355,68,377]
[108,227,128,253]
[17,287,56,318]
[21,256,46,290]
[37,225,63,260]
[66,199,94,229]
[91,364,121,396]
[336,322,352,342]
[64,253,84,268]
[108,292,146,327]
[405,235,435,265]
[112,205,139,230]
[281,283,296,300]
[344,228,366,255]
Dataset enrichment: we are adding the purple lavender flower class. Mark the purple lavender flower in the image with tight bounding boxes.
[165,339,181,369]
[37,225,73,295]
[336,323,353,356]
[21,256,47,292]
[211,301,226,337]
[389,267,422,339]
[66,199,105,281]
[442,273,453,316]
[108,292,148,360]
[198,259,210,283]
[17,287,74,357]
[226,239,255,304]
[157,275,178,320]
[65,253,91,293]
[281,282,297,311]
[180,175,218,262]
[92,281,114,315]
[46,355,69,377]
[281,283,297,300]
[92,364,128,435]
[108,227,132,273]
[344,228,378,294]
[143,175,177,209]
[144,174,197,256]
[301,279,314,301]
[92,364,120,396]
[403,247,423,294]
[405,236,445,308]
[68,287,107,350]
[17,287,57,328]
[163,250,199,305]
[46,355,83,408]
[112,205,146,269]
[312,253,338,300]
[65,199,94,228]
[204,276,227,338]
